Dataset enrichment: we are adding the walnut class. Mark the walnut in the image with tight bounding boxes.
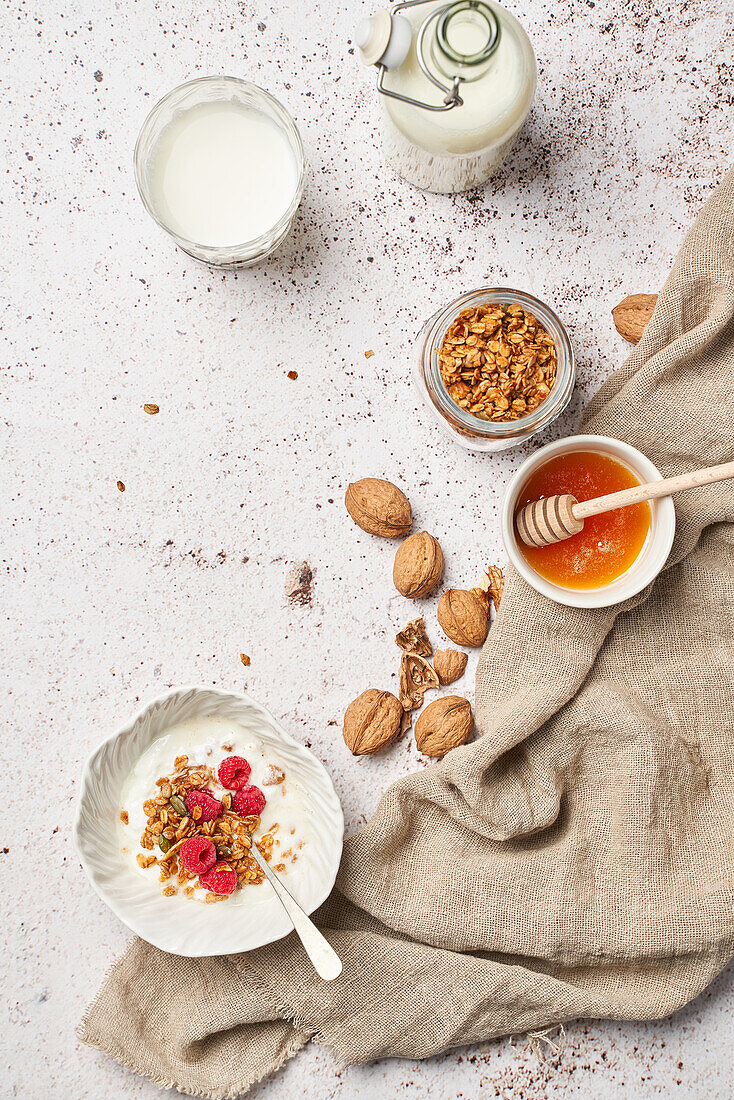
[612,293,658,344]
[437,589,489,647]
[395,617,432,657]
[399,652,439,711]
[433,649,467,686]
[345,478,412,538]
[414,696,473,758]
[343,689,404,755]
[393,532,444,599]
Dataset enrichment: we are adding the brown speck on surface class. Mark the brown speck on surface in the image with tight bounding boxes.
[116,480,125,492]
[364,349,374,358]
[143,403,159,415]
[240,653,250,666]
[285,561,314,606]
[287,369,298,380]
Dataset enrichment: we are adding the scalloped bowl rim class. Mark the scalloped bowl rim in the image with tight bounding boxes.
[73,686,344,957]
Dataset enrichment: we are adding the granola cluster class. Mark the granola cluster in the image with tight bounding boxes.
[131,754,277,903]
[438,303,557,422]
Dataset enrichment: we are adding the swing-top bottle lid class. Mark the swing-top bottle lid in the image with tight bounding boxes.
[355,1,505,112]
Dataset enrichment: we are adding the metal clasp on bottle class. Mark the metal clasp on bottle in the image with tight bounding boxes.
[356,0,501,113]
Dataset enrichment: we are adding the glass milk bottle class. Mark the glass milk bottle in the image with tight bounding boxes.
[355,0,536,192]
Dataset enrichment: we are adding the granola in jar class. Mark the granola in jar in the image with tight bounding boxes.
[415,288,575,452]
[437,301,557,422]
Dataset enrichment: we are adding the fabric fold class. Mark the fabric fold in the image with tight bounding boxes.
[80,167,734,1098]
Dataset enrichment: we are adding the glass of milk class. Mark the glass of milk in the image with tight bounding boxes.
[134,77,306,267]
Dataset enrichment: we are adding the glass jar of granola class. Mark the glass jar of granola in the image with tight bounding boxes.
[413,287,575,452]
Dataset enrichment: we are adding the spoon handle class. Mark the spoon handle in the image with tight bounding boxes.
[573,459,734,521]
[247,841,343,981]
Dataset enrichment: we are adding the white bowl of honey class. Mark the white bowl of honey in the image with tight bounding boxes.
[502,435,676,608]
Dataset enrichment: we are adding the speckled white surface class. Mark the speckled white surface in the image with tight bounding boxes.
[3,1,733,1096]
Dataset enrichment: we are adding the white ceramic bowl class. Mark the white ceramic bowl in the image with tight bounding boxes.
[502,435,676,608]
[73,687,344,956]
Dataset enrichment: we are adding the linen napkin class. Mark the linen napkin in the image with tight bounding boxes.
[80,168,734,1098]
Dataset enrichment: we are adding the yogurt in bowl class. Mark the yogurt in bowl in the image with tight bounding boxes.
[74,688,344,956]
[120,715,313,905]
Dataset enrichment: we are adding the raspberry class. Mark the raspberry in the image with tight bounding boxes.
[179,836,217,875]
[184,789,222,822]
[218,755,251,790]
[232,784,266,817]
[199,861,237,895]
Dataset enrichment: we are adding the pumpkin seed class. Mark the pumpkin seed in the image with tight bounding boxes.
[158,835,171,854]
[169,795,188,817]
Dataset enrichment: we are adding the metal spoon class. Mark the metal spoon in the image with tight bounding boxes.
[247,840,342,980]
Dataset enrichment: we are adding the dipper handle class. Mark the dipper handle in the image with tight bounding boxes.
[573,459,734,520]
[516,459,734,548]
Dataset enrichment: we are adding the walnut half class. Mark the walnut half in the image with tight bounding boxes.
[433,649,467,686]
[399,652,439,711]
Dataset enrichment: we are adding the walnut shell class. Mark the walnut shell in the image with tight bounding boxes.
[433,649,467,686]
[612,293,658,344]
[393,532,444,599]
[345,478,412,538]
[414,695,473,758]
[437,589,489,647]
[399,652,439,711]
[395,617,432,657]
[343,689,404,755]
[485,565,504,610]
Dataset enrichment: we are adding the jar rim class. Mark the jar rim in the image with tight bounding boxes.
[133,76,306,264]
[418,286,575,443]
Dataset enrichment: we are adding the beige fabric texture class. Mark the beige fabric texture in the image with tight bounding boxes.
[80,170,734,1098]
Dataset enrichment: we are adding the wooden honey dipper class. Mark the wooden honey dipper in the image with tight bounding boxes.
[516,459,734,548]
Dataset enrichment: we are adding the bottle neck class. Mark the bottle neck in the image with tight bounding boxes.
[431,0,501,84]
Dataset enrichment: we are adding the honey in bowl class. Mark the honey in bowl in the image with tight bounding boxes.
[516,451,651,589]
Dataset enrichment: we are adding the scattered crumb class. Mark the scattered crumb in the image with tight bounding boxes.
[143,403,159,415]
[120,810,129,825]
[263,763,285,785]
[287,370,298,380]
[364,349,374,359]
[116,480,125,492]
[162,886,176,897]
[240,653,251,667]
